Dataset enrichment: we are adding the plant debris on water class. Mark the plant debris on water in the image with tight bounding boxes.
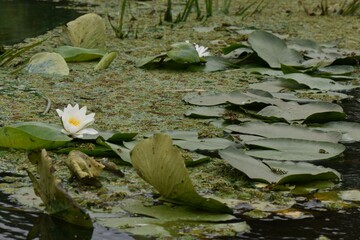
[0,0,360,239]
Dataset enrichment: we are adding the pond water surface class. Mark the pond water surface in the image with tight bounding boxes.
[0,0,83,45]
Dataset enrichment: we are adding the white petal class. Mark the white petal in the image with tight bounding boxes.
[56,109,63,117]
[76,128,98,136]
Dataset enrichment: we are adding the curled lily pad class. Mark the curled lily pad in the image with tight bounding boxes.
[131,134,232,213]
[25,52,69,76]
[55,46,106,62]
[244,138,346,161]
[63,13,106,49]
[65,150,104,186]
[248,30,304,68]
[94,51,118,71]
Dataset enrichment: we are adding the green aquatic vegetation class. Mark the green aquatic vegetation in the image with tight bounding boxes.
[108,0,128,39]
[0,38,46,67]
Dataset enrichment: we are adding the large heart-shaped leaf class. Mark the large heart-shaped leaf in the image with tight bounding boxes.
[244,138,346,161]
[63,13,106,49]
[131,134,232,213]
[0,122,72,150]
[226,122,342,143]
[248,31,304,68]
[219,146,341,184]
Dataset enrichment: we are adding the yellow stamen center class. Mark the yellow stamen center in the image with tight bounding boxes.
[68,117,81,127]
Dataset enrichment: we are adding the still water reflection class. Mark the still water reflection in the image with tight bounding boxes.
[0,0,82,45]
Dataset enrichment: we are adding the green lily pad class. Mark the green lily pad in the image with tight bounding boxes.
[279,73,357,91]
[310,121,360,142]
[226,122,342,143]
[248,30,304,68]
[0,122,72,150]
[130,134,232,213]
[245,138,346,161]
[184,106,226,118]
[187,56,237,72]
[184,90,281,107]
[136,53,167,68]
[219,146,341,184]
[55,46,106,62]
[317,65,355,75]
[256,101,345,123]
[121,199,235,222]
[81,130,137,143]
[174,137,235,152]
[167,42,201,64]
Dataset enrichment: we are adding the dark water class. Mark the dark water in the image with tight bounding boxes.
[0,0,84,45]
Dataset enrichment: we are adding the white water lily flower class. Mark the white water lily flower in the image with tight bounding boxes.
[186,40,211,57]
[56,104,98,138]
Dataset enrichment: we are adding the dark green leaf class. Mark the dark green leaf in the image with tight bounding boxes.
[0,122,72,150]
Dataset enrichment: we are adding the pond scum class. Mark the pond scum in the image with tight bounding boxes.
[0,0,360,239]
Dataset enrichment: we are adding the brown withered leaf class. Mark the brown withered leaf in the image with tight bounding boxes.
[27,149,93,228]
[65,150,105,187]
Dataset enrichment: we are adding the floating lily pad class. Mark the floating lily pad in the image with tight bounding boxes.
[248,30,304,68]
[0,122,72,150]
[174,137,235,152]
[187,56,237,72]
[244,138,346,161]
[63,13,106,49]
[131,134,232,213]
[184,90,280,107]
[55,46,106,62]
[256,101,345,123]
[310,121,360,142]
[184,106,226,118]
[226,122,342,143]
[25,52,69,76]
[279,73,357,91]
[219,146,341,184]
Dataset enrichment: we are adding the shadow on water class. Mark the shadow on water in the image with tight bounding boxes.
[0,0,85,45]
[0,191,133,240]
